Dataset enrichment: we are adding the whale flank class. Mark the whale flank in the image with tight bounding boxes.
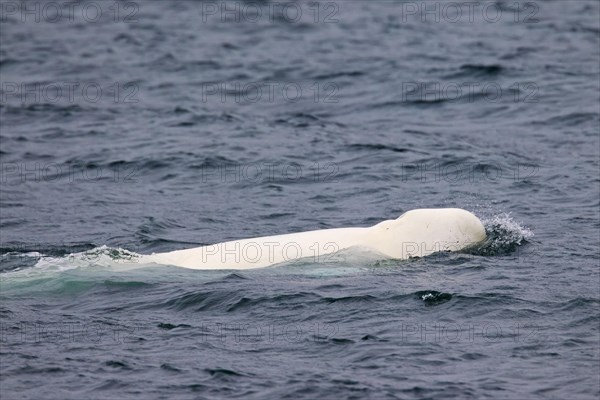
[144,208,486,270]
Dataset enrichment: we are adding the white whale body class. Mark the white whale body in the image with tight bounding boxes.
[144,208,486,270]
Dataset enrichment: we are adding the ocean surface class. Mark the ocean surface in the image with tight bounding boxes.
[1,0,599,399]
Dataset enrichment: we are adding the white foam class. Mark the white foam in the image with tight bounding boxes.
[3,246,147,277]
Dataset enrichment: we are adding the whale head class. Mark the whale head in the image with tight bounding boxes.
[373,208,486,259]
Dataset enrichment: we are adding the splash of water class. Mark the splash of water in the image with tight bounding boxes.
[473,213,534,256]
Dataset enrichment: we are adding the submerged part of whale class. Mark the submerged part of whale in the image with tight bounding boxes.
[144,208,486,270]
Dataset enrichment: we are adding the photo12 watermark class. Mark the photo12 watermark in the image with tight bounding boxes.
[200,1,340,24]
[0,162,138,185]
[0,320,541,346]
[0,321,141,344]
[184,239,538,267]
[195,240,342,266]
[397,2,540,24]
[0,161,341,185]
[402,82,539,103]
[200,81,339,104]
[198,322,340,344]
[0,81,140,105]
[0,1,139,23]
[399,162,540,184]
[0,321,341,345]
[398,321,540,343]
[0,238,539,267]
[200,161,339,183]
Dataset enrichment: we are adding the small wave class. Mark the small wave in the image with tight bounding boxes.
[415,290,453,306]
[0,251,42,273]
[1,246,147,277]
[346,143,410,153]
[43,245,141,267]
[443,64,505,79]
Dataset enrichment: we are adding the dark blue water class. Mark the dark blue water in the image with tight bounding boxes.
[1,1,599,399]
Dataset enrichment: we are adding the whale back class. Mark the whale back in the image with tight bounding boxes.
[147,208,486,269]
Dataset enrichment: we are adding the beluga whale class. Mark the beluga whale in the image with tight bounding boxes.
[145,208,486,270]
